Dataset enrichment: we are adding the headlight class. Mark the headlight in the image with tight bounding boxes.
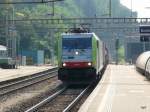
[75,51,79,55]
[63,63,66,67]
[88,62,92,66]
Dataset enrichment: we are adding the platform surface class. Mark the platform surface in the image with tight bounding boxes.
[79,65,150,112]
[0,65,55,82]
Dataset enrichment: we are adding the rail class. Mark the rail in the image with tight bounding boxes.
[25,87,67,112]
[0,67,58,96]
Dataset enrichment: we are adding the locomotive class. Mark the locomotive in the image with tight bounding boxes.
[0,45,16,69]
[135,51,150,80]
[58,28,109,84]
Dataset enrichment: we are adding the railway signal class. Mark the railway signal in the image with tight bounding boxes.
[140,25,150,42]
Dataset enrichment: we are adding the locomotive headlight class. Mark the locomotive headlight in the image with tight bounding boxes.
[88,62,92,66]
[63,63,66,67]
[75,51,79,55]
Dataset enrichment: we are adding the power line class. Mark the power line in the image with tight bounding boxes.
[1,17,150,24]
[0,0,64,4]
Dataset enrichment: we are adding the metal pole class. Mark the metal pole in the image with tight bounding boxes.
[131,0,133,17]
[5,10,8,54]
[52,2,54,16]
[143,42,146,52]
[49,30,55,66]
[109,0,111,18]
[115,38,119,65]
[12,7,17,66]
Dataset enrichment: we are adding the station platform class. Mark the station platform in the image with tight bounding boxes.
[79,65,150,112]
[0,65,56,82]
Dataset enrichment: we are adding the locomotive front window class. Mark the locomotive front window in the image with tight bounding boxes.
[0,50,7,58]
[62,37,92,49]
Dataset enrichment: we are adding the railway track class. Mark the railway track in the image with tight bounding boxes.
[25,84,93,112]
[0,67,58,96]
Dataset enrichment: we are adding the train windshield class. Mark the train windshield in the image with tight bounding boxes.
[62,37,92,49]
[0,50,7,58]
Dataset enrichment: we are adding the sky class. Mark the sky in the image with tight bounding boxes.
[120,0,150,18]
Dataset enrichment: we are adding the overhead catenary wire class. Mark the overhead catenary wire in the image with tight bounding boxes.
[0,0,64,4]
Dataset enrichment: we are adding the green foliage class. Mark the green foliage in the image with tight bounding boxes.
[0,0,136,61]
[0,0,14,46]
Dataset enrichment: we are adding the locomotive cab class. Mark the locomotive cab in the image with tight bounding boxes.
[58,33,96,83]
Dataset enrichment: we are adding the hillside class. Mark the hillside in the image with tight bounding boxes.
[11,0,137,18]
[0,0,137,52]
[57,0,137,17]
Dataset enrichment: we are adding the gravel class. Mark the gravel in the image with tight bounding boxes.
[0,76,63,112]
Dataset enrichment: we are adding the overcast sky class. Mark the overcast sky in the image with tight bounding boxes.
[120,0,150,18]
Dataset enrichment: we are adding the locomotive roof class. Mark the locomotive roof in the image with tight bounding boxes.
[62,32,100,41]
[0,45,7,51]
[62,32,94,35]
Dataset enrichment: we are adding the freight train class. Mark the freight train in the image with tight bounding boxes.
[135,51,150,80]
[58,28,109,84]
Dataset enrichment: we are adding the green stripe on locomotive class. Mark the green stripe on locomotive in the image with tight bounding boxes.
[0,58,15,66]
[92,34,97,68]
[0,58,10,64]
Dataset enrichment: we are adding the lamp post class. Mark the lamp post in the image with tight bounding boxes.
[109,0,111,17]
[10,7,17,67]
[130,0,133,17]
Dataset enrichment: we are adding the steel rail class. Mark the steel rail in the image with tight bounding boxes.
[63,85,90,112]
[0,68,57,89]
[25,87,67,112]
[0,69,58,96]
[0,74,57,96]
